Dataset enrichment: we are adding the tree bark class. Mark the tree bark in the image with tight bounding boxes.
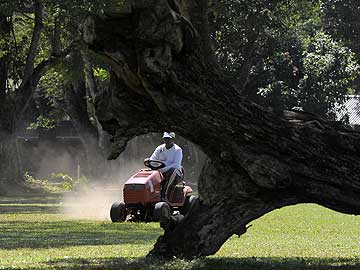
[0,16,11,104]
[51,16,61,56]
[0,131,21,194]
[23,0,43,82]
[0,16,20,185]
[84,0,360,259]
[0,15,13,130]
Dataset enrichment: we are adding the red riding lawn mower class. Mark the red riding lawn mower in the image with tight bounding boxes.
[110,159,197,222]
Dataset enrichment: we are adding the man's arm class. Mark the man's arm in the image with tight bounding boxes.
[150,146,161,160]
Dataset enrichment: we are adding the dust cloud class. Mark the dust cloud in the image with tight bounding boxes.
[61,185,122,221]
[21,133,203,220]
[61,161,143,221]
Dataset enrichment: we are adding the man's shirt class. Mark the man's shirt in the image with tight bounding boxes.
[150,143,183,173]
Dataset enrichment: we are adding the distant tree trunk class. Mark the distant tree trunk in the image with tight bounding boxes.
[63,75,108,179]
[51,16,61,56]
[0,16,10,103]
[238,25,258,93]
[82,52,112,156]
[0,16,21,187]
[84,0,360,259]
[15,0,44,121]
[0,131,22,194]
[22,0,43,83]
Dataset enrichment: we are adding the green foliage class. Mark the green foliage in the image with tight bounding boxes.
[24,172,88,192]
[258,30,360,116]
[213,0,360,117]
[24,171,49,186]
[298,32,359,115]
[282,0,322,34]
[27,115,56,130]
[212,0,287,78]
[321,0,360,55]
[51,172,88,190]
[46,0,126,18]
[37,69,68,119]
[0,38,9,58]
[93,67,109,81]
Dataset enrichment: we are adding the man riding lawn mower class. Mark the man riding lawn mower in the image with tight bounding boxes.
[110,132,197,222]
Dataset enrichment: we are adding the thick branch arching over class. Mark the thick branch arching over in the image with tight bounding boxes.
[84,0,360,258]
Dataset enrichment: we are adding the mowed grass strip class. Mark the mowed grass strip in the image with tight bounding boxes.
[1,197,360,270]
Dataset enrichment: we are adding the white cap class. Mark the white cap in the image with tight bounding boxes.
[162,132,175,139]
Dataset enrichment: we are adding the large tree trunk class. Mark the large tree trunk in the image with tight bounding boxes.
[83,0,360,259]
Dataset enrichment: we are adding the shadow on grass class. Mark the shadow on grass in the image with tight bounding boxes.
[0,195,162,250]
[0,205,61,214]
[0,196,62,214]
[5,256,360,270]
[0,195,62,204]
[0,220,161,249]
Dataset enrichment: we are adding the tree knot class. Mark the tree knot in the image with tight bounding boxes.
[245,155,292,189]
[220,151,232,161]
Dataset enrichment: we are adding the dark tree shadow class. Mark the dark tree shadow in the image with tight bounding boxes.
[0,221,161,249]
[5,256,360,270]
[0,195,162,249]
[0,204,61,214]
[0,195,66,214]
[0,196,62,213]
[0,195,62,203]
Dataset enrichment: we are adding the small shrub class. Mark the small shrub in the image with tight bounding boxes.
[24,172,88,193]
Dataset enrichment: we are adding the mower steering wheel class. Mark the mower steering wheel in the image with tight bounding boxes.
[144,159,166,170]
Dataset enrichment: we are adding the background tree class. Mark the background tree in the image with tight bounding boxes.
[0,0,115,184]
[0,0,58,186]
[321,0,360,57]
[212,0,360,117]
[0,0,119,185]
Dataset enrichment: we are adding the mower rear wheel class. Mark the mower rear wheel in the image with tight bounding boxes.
[153,202,171,221]
[110,202,127,222]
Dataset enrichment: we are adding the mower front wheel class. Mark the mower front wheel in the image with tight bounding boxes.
[153,202,171,222]
[110,202,127,222]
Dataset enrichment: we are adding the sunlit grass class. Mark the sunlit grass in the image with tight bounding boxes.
[217,205,360,258]
[0,213,160,269]
[1,196,360,269]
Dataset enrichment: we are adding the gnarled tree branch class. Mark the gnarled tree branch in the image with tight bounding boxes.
[84,0,360,259]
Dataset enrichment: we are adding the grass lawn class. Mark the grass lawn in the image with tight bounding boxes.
[1,196,360,270]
